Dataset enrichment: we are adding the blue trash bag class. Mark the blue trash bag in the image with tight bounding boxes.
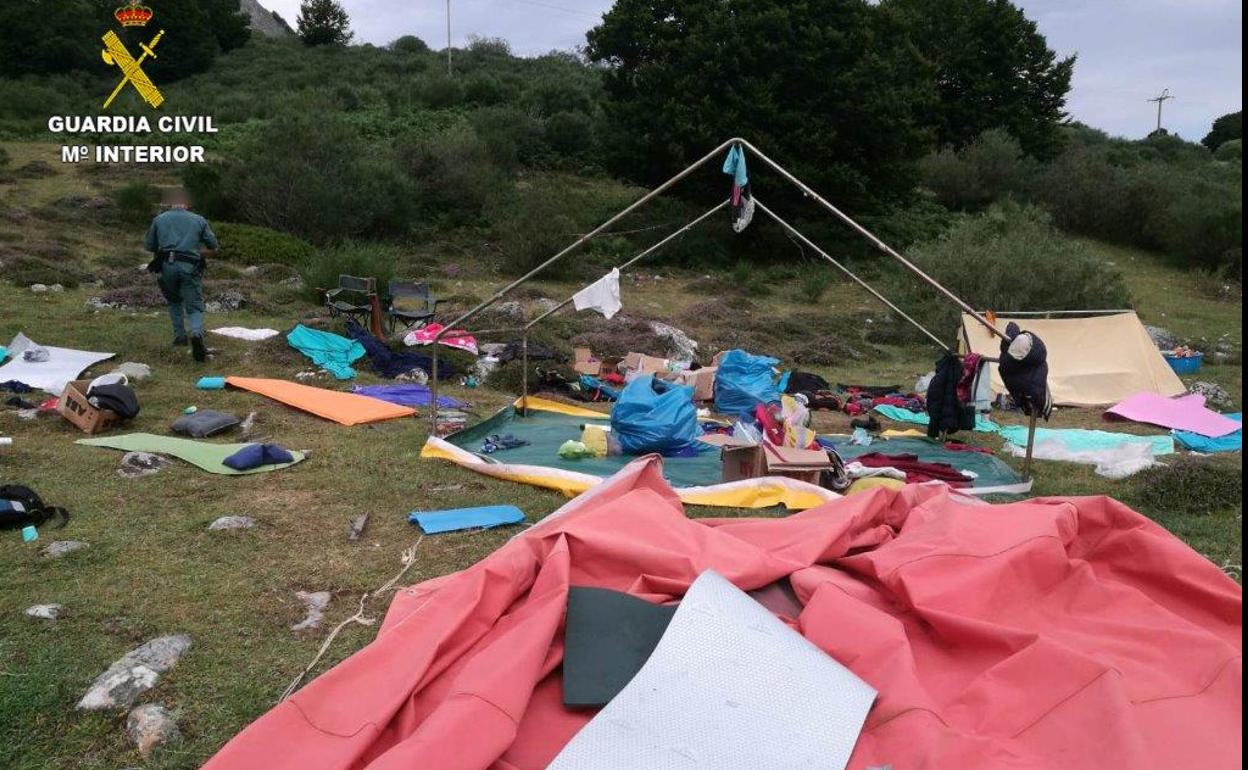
[610,375,698,455]
[714,349,781,418]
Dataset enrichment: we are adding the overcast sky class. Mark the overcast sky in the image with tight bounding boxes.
[261,0,1242,141]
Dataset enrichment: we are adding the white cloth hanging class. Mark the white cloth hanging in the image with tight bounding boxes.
[572,268,622,320]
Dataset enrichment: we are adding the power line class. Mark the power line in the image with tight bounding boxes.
[496,0,602,20]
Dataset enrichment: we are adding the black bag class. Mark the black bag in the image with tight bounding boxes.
[0,484,70,530]
[146,252,165,274]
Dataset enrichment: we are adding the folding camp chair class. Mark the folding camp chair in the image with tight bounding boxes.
[386,280,438,333]
[325,275,376,327]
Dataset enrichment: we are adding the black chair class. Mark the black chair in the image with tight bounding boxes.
[325,275,376,327]
[387,280,438,333]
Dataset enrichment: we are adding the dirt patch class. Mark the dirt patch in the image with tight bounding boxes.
[570,315,672,359]
[679,297,757,327]
[15,161,57,179]
[790,335,880,364]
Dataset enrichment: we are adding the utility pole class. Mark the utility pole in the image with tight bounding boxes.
[1147,88,1174,133]
[446,0,453,75]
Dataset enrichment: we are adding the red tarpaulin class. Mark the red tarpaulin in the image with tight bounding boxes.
[205,458,1242,770]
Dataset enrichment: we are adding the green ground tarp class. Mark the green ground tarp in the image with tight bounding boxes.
[826,436,1026,491]
[78,433,306,475]
[445,406,725,488]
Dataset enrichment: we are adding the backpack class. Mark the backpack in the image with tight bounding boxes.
[0,484,69,530]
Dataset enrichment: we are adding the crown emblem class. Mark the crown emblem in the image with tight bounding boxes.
[114,1,154,27]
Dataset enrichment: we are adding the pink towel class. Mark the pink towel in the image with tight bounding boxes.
[403,323,478,355]
[1105,393,1241,438]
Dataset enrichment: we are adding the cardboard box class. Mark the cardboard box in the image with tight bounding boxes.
[662,366,717,402]
[573,348,602,376]
[761,443,833,485]
[721,443,764,483]
[620,352,669,375]
[58,380,120,434]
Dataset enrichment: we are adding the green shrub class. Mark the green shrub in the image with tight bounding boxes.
[920,129,1036,210]
[2,254,83,287]
[1137,458,1243,516]
[401,123,501,224]
[224,112,409,241]
[495,192,580,276]
[416,74,464,109]
[469,107,545,170]
[212,222,315,266]
[544,111,595,159]
[181,162,236,220]
[390,35,429,54]
[0,146,9,168]
[895,202,1132,333]
[113,182,160,225]
[1214,139,1242,163]
[797,266,829,302]
[297,241,398,300]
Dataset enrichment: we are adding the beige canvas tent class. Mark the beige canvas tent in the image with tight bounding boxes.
[959,311,1186,407]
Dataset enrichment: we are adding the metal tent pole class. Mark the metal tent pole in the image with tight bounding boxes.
[521,334,529,416]
[524,199,730,331]
[754,198,951,352]
[429,345,441,433]
[426,138,740,424]
[737,139,1006,341]
[1022,412,1038,481]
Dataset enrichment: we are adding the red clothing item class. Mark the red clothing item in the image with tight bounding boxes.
[943,441,995,455]
[957,353,982,403]
[204,458,1242,770]
[854,452,972,487]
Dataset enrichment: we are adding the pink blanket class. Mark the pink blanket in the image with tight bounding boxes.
[403,323,478,355]
[1105,393,1241,438]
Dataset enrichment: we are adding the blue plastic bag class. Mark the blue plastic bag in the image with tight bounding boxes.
[714,349,780,418]
[610,375,698,455]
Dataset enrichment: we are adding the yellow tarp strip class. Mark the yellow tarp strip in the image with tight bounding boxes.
[512,396,610,419]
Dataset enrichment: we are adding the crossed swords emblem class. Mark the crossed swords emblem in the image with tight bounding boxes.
[101,29,165,109]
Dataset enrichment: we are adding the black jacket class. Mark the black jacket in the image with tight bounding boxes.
[925,352,975,438]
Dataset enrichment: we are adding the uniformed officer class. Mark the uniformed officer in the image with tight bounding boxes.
[144,189,219,362]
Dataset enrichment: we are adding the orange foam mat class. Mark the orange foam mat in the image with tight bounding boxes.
[226,377,416,425]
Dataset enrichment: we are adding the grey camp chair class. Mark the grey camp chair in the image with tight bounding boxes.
[387,281,438,333]
[324,275,376,327]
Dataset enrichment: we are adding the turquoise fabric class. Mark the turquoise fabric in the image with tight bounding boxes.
[996,426,1175,456]
[0,345,7,364]
[722,145,749,187]
[286,325,365,380]
[1173,413,1242,453]
[874,404,1000,433]
[197,376,226,390]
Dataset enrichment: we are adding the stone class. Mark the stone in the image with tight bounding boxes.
[126,704,181,757]
[30,283,48,293]
[1189,381,1236,411]
[205,290,246,313]
[118,452,171,479]
[76,634,192,710]
[49,283,64,292]
[1145,325,1178,350]
[208,516,256,531]
[42,540,88,558]
[494,300,525,320]
[531,298,561,313]
[291,590,331,631]
[25,604,62,620]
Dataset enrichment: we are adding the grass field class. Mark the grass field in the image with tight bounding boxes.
[1,142,1242,768]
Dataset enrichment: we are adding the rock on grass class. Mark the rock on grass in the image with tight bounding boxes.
[291,591,331,631]
[25,604,62,620]
[76,634,192,711]
[208,516,257,531]
[42,541,88,558]
[127,704,180,757]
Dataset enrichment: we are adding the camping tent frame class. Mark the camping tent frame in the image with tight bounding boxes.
[427,138,1039,475]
